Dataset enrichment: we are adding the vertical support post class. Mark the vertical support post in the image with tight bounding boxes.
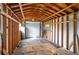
[40,22,42,38]
[49,20,51,41]
[73,13,77,53]
[57,18,59,46]
[61,17,63,47]
[54,19,56,44]
[0,3,4,55]
[8,9,13,54]
[25,21,26,39]
[52,19,53,42]
[6,7,8,54]
[66,15,69,50]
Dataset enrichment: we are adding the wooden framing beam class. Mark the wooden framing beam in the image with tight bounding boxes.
[6,5,9,54]
[15,5,59,18]
[52,19,54,42]
[65,4,74,12]
[50,4,67,14]
[61,16,64,47]
[40,15,54,21]
[57,18,59,46]
[1,4,21,54]
[19,3,25,20]
[13,5,36,12]
[13,5,45,12]
[0,11,20,24]
[42,4,76,22]
[54,19,56,44]
[17,11,55,21]
[17,11,57,19]
[16,7,55,19]
[73,12,77,53]
[14,4,60,17]
[11,3,33,8]
[38,4,62,16]
[66,15,69,50]
[56,3,74,13]
[16,8,57,21]
[15,8,52,16]
[5,4,21,22]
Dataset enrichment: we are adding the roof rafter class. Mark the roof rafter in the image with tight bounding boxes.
[47,4,67,14]
[16,9,57,20]
[5,3,21,22]
[11,3,33,8]
[42,4,76,22]
[38,4,62,16]
[56,3,74,13]
[13,6,57,18]
[19,3,25,20]
[15,7,57,18]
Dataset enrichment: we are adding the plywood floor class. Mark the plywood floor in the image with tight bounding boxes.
[13,38,76,55]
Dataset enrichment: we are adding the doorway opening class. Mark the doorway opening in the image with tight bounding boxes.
[19,21,41,40]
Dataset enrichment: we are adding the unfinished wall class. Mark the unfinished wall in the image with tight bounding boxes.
[76,11,79,54]
[68,13,73,52]
[1,4,21,54]
[43,11,79,53]
[59,17,62,46]
[43,20,52,41]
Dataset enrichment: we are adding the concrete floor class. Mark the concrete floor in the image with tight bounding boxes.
[13,38,75,55]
